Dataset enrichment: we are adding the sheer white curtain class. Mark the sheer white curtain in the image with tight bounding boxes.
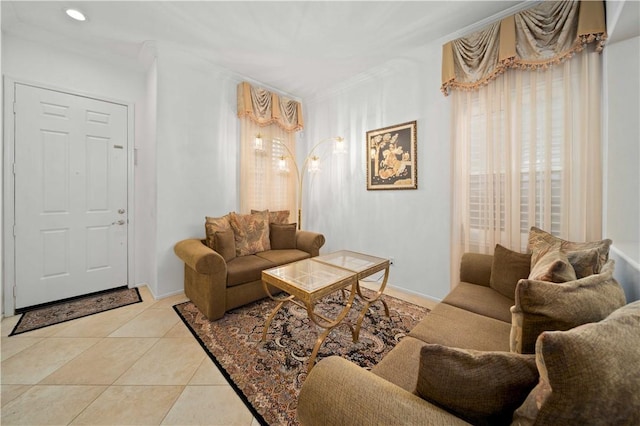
[239,119,297,216]
[450,49,603,284]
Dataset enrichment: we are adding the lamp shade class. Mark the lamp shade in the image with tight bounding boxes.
[333,137,346,154]
[254,134,264,151]
[308,156,320,173]
[278,157,288,171]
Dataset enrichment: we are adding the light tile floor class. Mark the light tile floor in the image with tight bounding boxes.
[1,284,437,425]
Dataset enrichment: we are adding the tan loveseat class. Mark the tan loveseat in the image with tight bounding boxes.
[298,229,639,425]
[174,210,325,320]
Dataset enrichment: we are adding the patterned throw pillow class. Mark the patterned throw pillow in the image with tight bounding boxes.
[229,211,270,256]
[528,245,577,283]
[204,215,231,250]
[527,227,611,276]
[251,209,290,224]
[416,344,538,425]
[513,301,640,425]
[567,248,601,279]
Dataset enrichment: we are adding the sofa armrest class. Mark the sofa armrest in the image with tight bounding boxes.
[298,356,471,426]
[459,252,493,287]
[295,231,326,257]
[174,238,226,275]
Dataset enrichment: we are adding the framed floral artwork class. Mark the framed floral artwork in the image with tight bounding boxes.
[366,121,417,190]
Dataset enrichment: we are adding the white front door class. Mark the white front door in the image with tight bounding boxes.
[13,83,129,309]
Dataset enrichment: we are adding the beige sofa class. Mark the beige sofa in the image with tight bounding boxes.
[298,232,639,425]
[174,210,325,320]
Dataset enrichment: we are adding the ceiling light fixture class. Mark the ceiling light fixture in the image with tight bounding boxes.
[65,8,87,22]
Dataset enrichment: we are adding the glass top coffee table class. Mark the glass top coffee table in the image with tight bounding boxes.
[261,250,390,371]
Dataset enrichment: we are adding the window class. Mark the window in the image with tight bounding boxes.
[239,120,297,217]
[447,1,606,287]
[237,82,302,218]
[458,64,572,253]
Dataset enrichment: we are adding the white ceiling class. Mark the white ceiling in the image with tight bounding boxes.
[3,1,534,99]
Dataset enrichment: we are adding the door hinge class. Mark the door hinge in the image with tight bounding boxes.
[13,101,17,114]
[12,163,16,175]
[13,224,16,237]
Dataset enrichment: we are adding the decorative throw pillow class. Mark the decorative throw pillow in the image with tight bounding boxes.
[567,248,601,279]
[229,211,270,256]
[251,209,290,224]
[489,244,532,300]
[527,227,611,273]
[513,301,640,425]
[528,245,577,283]
[214,230,236,262]
[416,344,538,426]
[204,215,231,250]
[510,259,627,354]
[270,210,290,224]
[270,223,297,250]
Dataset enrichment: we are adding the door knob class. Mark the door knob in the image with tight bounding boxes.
[112,219,126,225]
[118,209,126,214]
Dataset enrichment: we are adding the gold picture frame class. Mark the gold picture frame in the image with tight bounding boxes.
[366,121,417,190]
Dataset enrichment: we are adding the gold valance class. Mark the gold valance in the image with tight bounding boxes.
[441,0,606,96]
[237,82,304,132]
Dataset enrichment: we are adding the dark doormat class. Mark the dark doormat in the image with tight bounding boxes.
[9,286,142,336]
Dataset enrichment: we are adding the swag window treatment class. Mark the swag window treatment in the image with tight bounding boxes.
[441,0,606,95]
[237,81,304,131]
[443,1,607,286]
[238,82,303,216]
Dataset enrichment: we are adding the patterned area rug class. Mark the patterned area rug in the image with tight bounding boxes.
[174,289,429,425]
[10,286,142,336]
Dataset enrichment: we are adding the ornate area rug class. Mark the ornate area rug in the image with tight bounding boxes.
[10,286,142,336]
[174,289,429,425]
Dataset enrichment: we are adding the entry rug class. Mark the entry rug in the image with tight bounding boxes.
[9,286,142,336]
[174,289,429,425]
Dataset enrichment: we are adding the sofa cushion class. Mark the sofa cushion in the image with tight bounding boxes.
[214,230,236,262]
[489,244,531,299]
[269,223,297,250]
[442,282,513,323]
[229,210,271,256]
[513,301,640,425]
[256,249,310,266]
[251,209,290,224]
[409,303,511,352]
[510,259,626,354]
[225,255,275,287]
[527,226,611,274]
[204,214,231,251]
[416,344,538,426]
[528,244,577,283]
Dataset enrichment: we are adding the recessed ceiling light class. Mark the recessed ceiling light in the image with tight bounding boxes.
[65,8,87,22]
